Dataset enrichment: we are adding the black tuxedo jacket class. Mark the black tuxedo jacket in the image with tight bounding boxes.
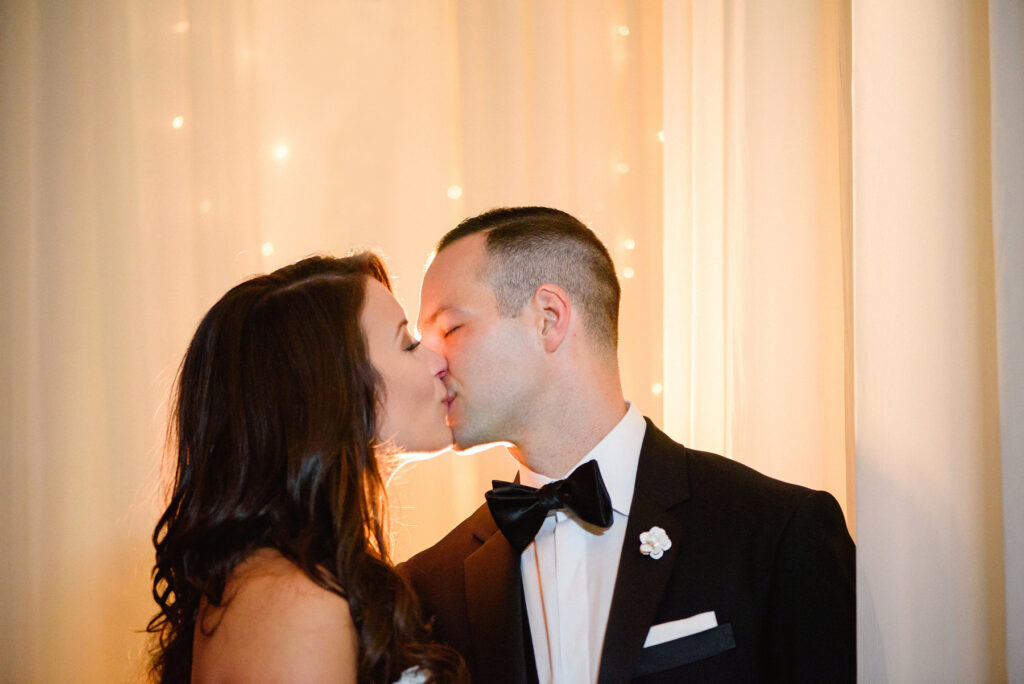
[402,419,855,682]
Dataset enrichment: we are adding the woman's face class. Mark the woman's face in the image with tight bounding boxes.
[361,278,453,452]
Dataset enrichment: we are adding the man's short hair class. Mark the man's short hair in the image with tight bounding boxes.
[436,206,621,351]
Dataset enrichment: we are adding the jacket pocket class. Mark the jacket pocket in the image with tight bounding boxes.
[633,623,736,676]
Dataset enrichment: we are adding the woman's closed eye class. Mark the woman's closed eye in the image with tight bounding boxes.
[403,335,421,352]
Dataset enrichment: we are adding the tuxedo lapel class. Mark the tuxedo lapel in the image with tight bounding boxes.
[465,522,529,684]
[597,420,690,684]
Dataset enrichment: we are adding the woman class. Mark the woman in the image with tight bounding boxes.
[147,254,464,683]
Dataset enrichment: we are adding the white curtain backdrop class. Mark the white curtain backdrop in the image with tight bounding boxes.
[1,1,1021,682]
[852,0,1021,680]
[990,1,1024,678]
[1,1,663,680]
[660,0,1021,682]
[661,0,853,520]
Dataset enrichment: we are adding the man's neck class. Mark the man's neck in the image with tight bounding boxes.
[510,394,628,479]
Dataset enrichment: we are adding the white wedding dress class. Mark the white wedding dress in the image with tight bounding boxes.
[393,666,427,684]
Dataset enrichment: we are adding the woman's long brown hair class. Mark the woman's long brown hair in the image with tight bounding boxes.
[147,254,462,682]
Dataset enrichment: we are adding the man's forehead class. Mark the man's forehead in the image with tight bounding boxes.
[419,302,462,326]
[419,241,496,324]
[421,237,484,291]
[418,272,479,326]
[430,233,488,273]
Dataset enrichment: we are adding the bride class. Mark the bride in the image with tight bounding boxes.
[147,254,464,683]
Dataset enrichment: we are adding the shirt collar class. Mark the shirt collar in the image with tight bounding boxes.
[518,401,647,516]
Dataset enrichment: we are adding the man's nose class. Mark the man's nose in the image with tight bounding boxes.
[423,344,449,379]
[417,331,445,355]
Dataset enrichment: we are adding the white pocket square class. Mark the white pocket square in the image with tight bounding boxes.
[643,611,718,648]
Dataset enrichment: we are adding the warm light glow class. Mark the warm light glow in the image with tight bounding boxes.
[622,267,635,279]
[657,130,665,142]
[616,162,630,174]
[199,199,212,214]
[651,382,663,395]
[171,116,184,129]
[624,238,636,250]
[261,242,275,256]
[272,144,289,160]
[387,447,456,485]
[453,442,515,456]
[447,185,463,199]
[618,25,630,36]
[172,21,190,34]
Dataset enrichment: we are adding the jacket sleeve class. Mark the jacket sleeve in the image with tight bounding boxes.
[765,489,856,682]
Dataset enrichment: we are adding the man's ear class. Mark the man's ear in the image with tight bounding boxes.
[531,284,571,353]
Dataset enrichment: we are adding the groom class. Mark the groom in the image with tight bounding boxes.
[403,207,855,682]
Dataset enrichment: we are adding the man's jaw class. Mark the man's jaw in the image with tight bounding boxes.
[449,415,517,454]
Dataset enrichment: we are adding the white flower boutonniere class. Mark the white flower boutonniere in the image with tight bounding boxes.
[639,526,672,559]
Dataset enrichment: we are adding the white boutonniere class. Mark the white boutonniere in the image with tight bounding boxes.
[639,526,672,559]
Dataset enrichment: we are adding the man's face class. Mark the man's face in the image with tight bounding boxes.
[417,234,539,449]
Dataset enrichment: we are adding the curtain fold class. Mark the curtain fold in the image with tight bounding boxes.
[989,1,1024,679]
[662,0,852,518]
[853,0,1013,679]
[663,0,1021,679]
[0,2,663,679]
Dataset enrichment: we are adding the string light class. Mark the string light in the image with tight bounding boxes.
[616,162,630,174]
[261,242,275,256]
[618,26,630,36]
[624,238,636,250]
[171,116,184,129]
[272,144,289,160]
[622,267,635,279]
[657,130,665,143]
[447,185,463,199]
[651,382,663,395]
[172,21,189,34]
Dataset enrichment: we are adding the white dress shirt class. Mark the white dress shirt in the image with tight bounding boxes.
[518,402,647,684]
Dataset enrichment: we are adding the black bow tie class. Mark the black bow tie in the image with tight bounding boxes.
[485,460,614,553]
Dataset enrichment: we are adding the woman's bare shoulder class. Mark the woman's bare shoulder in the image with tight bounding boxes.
[192,549,357,683]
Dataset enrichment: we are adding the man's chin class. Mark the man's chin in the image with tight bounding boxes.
[451,431,513,454]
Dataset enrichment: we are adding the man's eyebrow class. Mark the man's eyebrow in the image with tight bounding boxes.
[423,304,459,327]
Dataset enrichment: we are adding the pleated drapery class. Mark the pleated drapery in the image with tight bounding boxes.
[851,1,1019,680]
[660,1,1021,681]
[1,2,663,680]
[1,1,1020,681]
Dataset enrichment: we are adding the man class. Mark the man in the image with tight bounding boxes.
[403,207,855,683]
